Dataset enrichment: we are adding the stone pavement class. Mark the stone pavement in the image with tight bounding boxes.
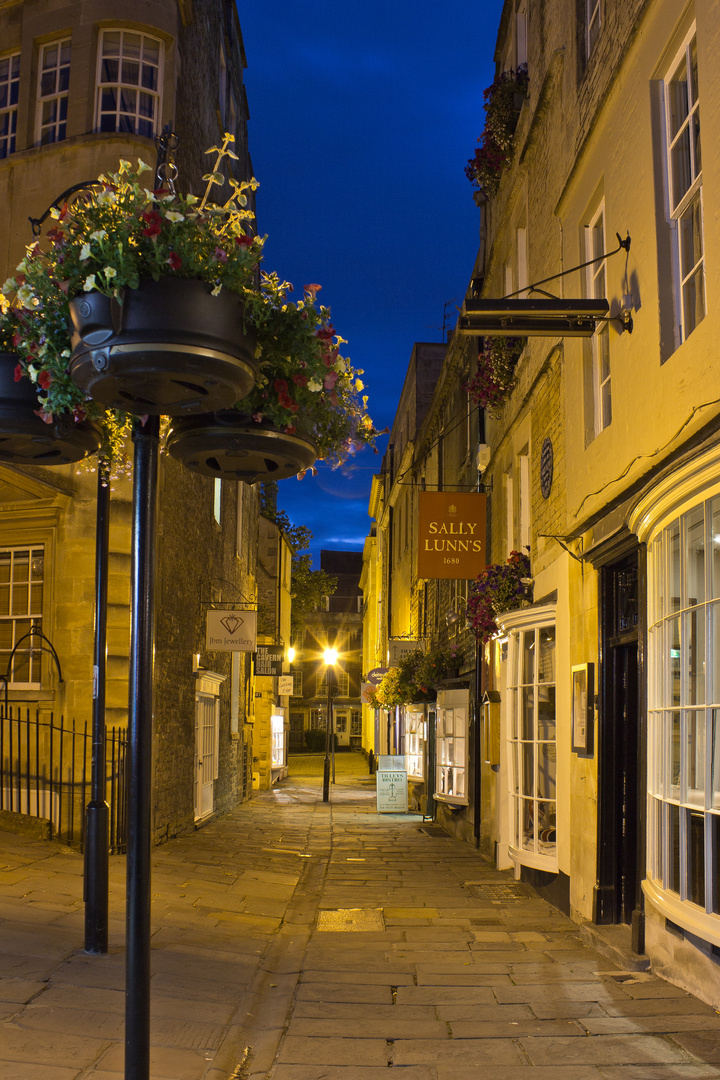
[1,750,720,1079]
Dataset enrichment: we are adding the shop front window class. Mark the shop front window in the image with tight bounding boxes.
[507,616,557,869]
[435,691,468,805]
[647,497,720,936]
[405,707,426,780]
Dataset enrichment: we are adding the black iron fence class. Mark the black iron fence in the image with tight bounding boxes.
[0,707,127,852]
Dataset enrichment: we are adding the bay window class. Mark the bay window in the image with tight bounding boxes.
[96,30,162,138]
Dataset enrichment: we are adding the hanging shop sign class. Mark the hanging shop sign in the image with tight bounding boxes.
[417,491,487,580]
[206,609,256,652]
[389,640,422,666]
[278,674,294,696]
[254,645,285,676]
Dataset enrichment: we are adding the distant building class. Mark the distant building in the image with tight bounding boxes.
[289,550,363,752]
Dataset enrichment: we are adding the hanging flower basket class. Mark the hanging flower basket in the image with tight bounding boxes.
[68,278,257,416]
[166,412,317,484]
[0,351,101,465]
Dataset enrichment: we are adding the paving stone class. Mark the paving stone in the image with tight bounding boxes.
[0,1023,108,1065]
[583,1015,720,1035]
[392,1037,524,1065]
[276,1036,391,1066]
[0,1062,81,1079]
[520,1033,691,1066]
[270,1068,435,1080]
[450,1018,588,1037]
[285,1016,450,1039]
[668,1030,720,1061]
[396,985,496,1005]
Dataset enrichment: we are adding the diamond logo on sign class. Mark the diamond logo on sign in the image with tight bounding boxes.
[220,614,243,635]
[206,609,257,652]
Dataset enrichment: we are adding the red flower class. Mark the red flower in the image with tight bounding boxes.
[235,234,253,248]
[141,210,162,238]
[167,251,182,270]
[316,325,335,341]
[293,373,308,387]
[73,406,87,423]
[37,370,52,390]
[285,423,297,435]
[13,364,23,383]
[33,408,53,424]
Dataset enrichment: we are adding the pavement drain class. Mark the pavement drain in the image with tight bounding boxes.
[316,907,385,931]
[466,883,537,900]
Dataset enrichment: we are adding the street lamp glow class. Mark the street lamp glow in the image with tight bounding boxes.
[287,647,295,663]
[324,647,338,665]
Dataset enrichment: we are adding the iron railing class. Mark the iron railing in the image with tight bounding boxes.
[0,707,127,852]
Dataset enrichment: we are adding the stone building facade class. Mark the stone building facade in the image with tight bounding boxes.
[0,0,261,843]
[365,0,720,1009]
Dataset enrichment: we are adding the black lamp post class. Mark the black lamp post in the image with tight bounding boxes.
[322,648,337,802]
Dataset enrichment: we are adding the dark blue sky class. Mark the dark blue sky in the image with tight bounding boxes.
[237,0,504,563]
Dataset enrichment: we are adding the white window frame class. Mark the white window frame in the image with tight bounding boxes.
[435,691,469,806]
[0,546,44,689]
[291,669,303,697]
[95,29,162,139]
[505,606,557,872]
[585,200,611,435]
[213,478,222,525]
[587,0,601,59]
[37,39,71,146]
[405,707,426,780]
[0,52,20,158]
[662,26,704,346]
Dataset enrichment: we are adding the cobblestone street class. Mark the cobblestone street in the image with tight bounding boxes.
[1,752,719,1078]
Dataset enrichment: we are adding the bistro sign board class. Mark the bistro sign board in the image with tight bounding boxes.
[417,491,487,580]
[206,609,257,652]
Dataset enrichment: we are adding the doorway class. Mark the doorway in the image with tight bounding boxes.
[595,548,644,928]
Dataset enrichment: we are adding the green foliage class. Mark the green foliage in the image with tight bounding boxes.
[465,65,529,197]
[465,336,527,415]
[467,549,531,644]
[304,727,337,751]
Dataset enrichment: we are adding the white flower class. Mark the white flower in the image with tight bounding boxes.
[137,158,151,174]
[80,243,92,261]
[27,366,38,384]
[308,379,323,392]
[83,274,97,292]
[90,230,107,243]
[164,210,184,222]
[16,284,36,308]
[97,190,117,206]
[50,206,61,220]
[211,284,222,296]
[103,266,117,279]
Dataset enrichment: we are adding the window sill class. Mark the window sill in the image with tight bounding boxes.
[509,843,558,874]
[643,877,720,949]
[434,792,468,808]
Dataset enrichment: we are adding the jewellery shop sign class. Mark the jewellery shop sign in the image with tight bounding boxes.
[205,609,257,652]
[417,491,487,580]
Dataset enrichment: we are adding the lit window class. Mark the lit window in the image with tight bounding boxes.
[647,498,720,925]
[508,619,557,869]
[435,694,468,806]
[38,40,70,145]
[96,30,161,138]
[585,201,611,434]
[0,53,20,158]
[405,707,426,779]
[0,547,44,687]
[663,28,704,344]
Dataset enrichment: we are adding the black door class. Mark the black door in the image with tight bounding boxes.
[595,550,644,930]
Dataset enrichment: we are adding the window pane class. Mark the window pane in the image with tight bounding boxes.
[689,810,705,907]
[522,632,534,684]
[686,710,705,804]
[668,803,681,893]
[538,626,555,681]
[670,616,681,706]
[671,711,681,793]
[522,687,534,739]
[671,126,692,206]
[683,264,705,336]
[686,505,705,606]
[668,57,689,139]
[712,711,720,809]
[538,744,556,799]
[538,801,556,844]
[711,500,720,598]
[686,608,705,706]
[669,522,681,613]
[538,685,556,739]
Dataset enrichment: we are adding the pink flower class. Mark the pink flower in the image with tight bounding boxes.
[324,371,339,390]
[304,284,322,297]
[213,246,228,264]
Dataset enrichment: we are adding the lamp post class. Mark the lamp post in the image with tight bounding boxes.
[322,647,337,802]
